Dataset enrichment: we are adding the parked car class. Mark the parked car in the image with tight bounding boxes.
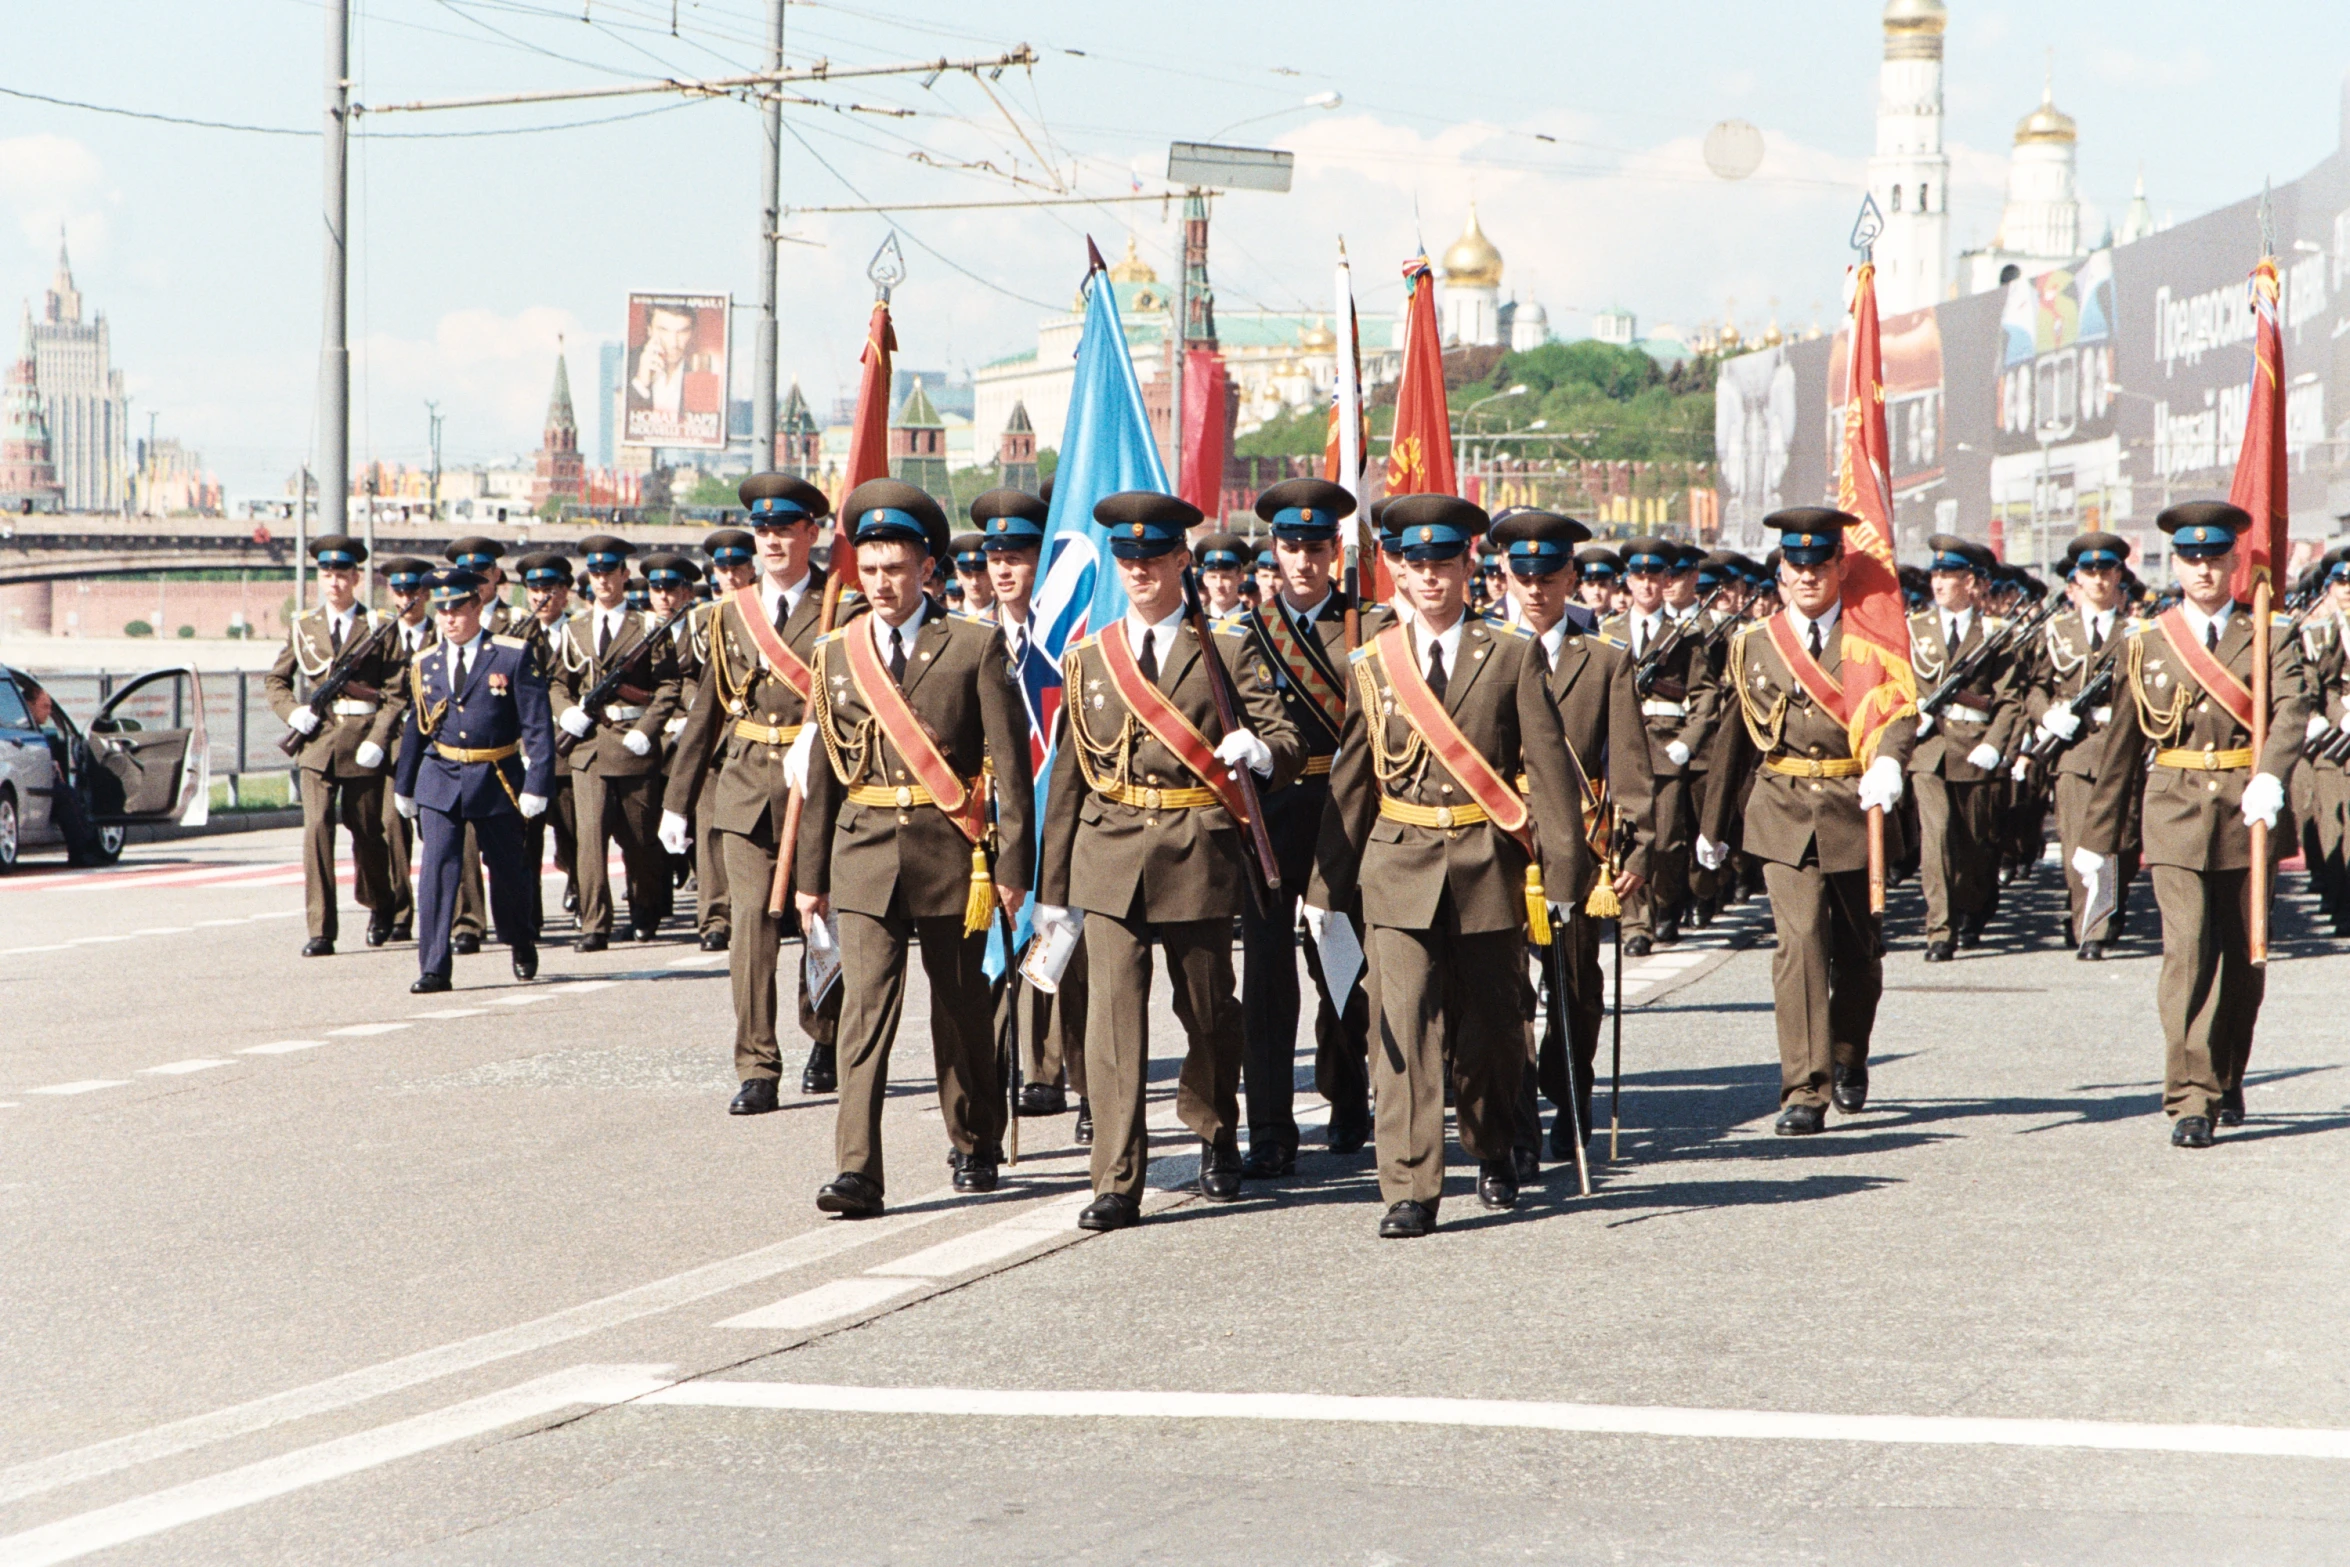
[0,664,209,870]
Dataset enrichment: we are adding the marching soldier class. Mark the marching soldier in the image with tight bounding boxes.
[553,535,681,950]
[376,555,438,944]
[2024,533,2139,958]
[644,551,719,948]
[1195,532,1249,617]
[949,532,996,620]
[1720,509,1919,1134]
[512,552,579,930]
[2077,501,2309,1147]
[1308,494,1586,1235]
[1576,544,1624,618]
[1493,509,1650,1162]
[2300,546,2350,932]
[1908,536,2021,960]
[1226,479,1374,1172]
[391,568,554,992]
[264,534,404,956]
[1037,491,1302,1230]
[1601,537,1718,954]
[659,478,842,1114]
[796,479,1034,1214]
[441,537,518,952]
[675,531,760,954]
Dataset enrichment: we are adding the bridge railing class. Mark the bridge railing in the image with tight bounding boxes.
[31,670,295,806]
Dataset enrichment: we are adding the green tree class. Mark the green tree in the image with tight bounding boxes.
[1234,406,1327,460]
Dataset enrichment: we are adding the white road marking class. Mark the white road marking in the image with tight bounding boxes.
[867,1226,1056,1279]
[25,1081,127,1097]
[634,1381,2350,1460]
[237,1041,328,1056]
[408,1008,487,1020]
[486,992,552,1006]
[0,1365,672,1567]
[326,1023,410,1037]
[716,1278,924,1330]
[664,952,728,969]
[131,927,191,936]
[139,1060,234,1076]
[551,980,620,994]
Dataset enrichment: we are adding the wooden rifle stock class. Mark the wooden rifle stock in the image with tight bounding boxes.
[279,612,400,756]
[554,601,692,759]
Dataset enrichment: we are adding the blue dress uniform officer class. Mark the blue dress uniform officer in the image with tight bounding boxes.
[393,568,557,993]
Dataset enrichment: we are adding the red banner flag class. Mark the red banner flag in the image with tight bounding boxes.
[1830,260,1918,763]
[833,300,896,595]
[2229,256,2288,598]
[1376,256,1456,600]
[1179,346,1229,518]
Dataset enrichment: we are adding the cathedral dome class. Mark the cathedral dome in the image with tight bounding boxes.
[2016,82,2076,145]
[1881,0,1947,35]
[1441,205,1503,288]
[1298,315,1338,352]
[1107,234,1159,284]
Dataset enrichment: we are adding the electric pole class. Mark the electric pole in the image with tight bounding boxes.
[427,400,443,519]
[751,0,785,474]
[320,0,350,536]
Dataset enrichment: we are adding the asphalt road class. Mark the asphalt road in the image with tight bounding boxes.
[4,826,2347,1565]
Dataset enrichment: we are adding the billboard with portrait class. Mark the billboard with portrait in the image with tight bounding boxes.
[623,291,730,451]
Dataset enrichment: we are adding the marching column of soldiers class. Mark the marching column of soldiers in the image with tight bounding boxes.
[268,474,2334,1233]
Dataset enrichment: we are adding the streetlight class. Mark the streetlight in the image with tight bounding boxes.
[1456,384,1529,478]
[1207,91,1343,141]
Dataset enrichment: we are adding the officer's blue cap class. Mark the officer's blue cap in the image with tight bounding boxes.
[1767,507,1854,567]
[1491,509,1591,578]
[701,528,755,569]
[1254,477,1354,542]
[444,536,503,572]
[578,533,634,573]
[379,555,431,590]
[1577,545,1623,581]
[1384,494,1489,563]
[309,533,365,569]
[426,567,483,606]
[1194,531,1248,571]
[970,488,1049,551]
[1620,535,1674,574]
[844,478,951,558]
[2158,501,2247,560]
[2065,531,2130,572]
[1095,491,1202,560]
[1255,549,1276,571]
[516,551,572,588]
[738,472,830,525]
[950,532,989,572]
[642,551,700,588]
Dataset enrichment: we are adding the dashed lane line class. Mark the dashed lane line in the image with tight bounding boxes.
[325,1023,410,1038]
[139,1060,235,1076]
[237,1041,328,1056]
[25,1081,129,1097]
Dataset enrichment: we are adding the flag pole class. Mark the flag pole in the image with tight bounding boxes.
[2250,574,2271,963]
[1847,198,1890,916]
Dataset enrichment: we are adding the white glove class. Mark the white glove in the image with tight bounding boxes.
[1214,727,1275,777]
[2037,706,2082,742]
[287,706,322,736]
[1915,711,1935,738]
[2071,845,2111,879]
[657,809,691,856]
[1032,903,1085,942]
[393,793,419,820]
[2309,713,2332,743]
[622,728,653,758]
[1302,904,1329,944]
[1665,739,1692,769]
[1694,834,1727,871]
[782,724,817,793]
[558,706,593,738]
[518,792,548,820]
[2241,771,2285,830]
[2011,756,2032,783]
[1966,742,2003,771]
[353,740,386,771]
[1857,754,1906,813]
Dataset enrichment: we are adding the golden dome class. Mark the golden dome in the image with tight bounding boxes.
[2016,80,2076,145]
[1298,315,1338,352]
[1441,204,1503,288]
[1107,234,1159,284]
[1882,0,1947,34]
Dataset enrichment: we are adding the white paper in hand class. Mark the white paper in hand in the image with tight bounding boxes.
[2079,855,2116,939]
[803,912,843,1007]
[1315,909,1365,1007]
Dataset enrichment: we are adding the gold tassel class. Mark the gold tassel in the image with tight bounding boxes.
[1525,863,1553,947]
[1585,875,1621,920]
[963,842,995,936]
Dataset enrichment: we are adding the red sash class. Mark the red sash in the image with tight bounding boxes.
[2155,608,2257,732]
[839,624,986,845]
[1094,627,1257,827]
[1372,624,1535,857]
[1766,612,1851,724]
[731,585,813,701]
[1257,604,1345,736]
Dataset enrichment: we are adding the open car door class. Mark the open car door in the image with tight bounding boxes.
[88,667,210,828]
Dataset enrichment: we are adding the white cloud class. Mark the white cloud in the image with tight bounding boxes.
[0,133,110,260]
[354,305,584,466]
[2091,46,2212,90]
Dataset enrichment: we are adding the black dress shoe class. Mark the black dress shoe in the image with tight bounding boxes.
[1476,1161,1518,1210]
[1774,1103,1827,1136]
[815,1171,885,1217]
[1923,940,1954,963]
[2076,940,2105,962]
[1074,1099,1094,1145]
[1378,1200,1436,1238]
[452,932,482,956]
[1654,914,1682,946]
[575,932,608,954]
[301,937,334,958]
[2217,1088,2246,1127]
[1017,1082,1068,1117]
[1547,1118,1583,1163]
[390,920,412,943]
[1326,1105,1370,1155]
[730,1078,779,1115]
[1622,935,1653,958]
[1957,915,1985,950]
[699,928,729,953]
[610,924,635,943]
[1831,1064,1869,1115]
[1077,1192,1139,1231]
[800,1043,837,1095]
[1198,1140,1244,1202]
[632,924,660,944]
[2171,1115,2214,1149]
[512,947,538,982]
[410,972,452,994]
[1511,1146,1540,1184]
[365,916,393,948]
[562,889,578,915]
[953,1152,1000,1193]
[1239,1140,1296,1179]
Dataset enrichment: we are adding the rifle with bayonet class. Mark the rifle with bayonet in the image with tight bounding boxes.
[1917,593,2061,721]
[1631,586,1734,697]
[278,610,401,757]
[554,601,693,759]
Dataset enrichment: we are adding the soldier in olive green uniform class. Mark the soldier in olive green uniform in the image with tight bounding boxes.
[376,556,438,943]
[1908,536,2023,960]
[1600,537,1718,954]
[2077,501,2310,1147]
[2022,533,2141,957]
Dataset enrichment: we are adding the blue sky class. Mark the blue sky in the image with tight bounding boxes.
[3,0,2346,501]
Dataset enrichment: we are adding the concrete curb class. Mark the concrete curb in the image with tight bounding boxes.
[125,809,303,843]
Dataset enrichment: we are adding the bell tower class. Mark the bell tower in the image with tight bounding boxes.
[1869,0,1951,314]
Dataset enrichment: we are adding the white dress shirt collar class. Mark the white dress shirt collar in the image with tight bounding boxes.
[1536,616,1570,667]
[1409,611,1467,675]
[2180,599,2234,643]
[2084,604,2118,641]
[1124,603,1188,665]
[760,568,812,625]
[1784,599,1841,645]
[1943,606,1974,643]
[1280,589,1334,627]
[869,595,929,659]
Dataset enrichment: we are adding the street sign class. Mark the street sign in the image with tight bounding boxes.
[1166,141,1293,193]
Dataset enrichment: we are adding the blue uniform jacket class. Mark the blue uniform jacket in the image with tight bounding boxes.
[394,631,556,819]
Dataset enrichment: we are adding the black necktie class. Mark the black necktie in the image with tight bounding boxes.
[1534,635,1553,676]
[597,616,611,658]
[1808,621,1824,660]
[329,614,346,653]
[773,594,789,634]
[1948,618,1962,649]
[1425,638,1449,700]
[2206,620,2220,652]
[888,627,908,684]
[1136,627,1159,686]
[2089,620,2105,652]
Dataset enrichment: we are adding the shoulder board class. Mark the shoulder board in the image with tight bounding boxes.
[2125,619,2150,637]
[1596,632,1629,650]
[2273,612,2296,627]
[813,628,846,647]
[1489,620,1531,641]
[948,609,990,625]
[1211,611,1249,634]
[1348,642,1381,665]
[1065,632,1098,654]
[491,633,528,650]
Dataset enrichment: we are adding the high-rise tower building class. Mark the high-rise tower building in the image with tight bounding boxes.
[26,234,128,511]
[1959,69,2085,294]
[1869,0,1951,314]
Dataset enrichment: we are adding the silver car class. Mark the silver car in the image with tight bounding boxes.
[0,665,209,870]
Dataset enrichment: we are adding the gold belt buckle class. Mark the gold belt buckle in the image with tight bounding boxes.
[894,785,914,808]
[2203,745,2217,768]
[1434,804,1455,829]
[1143,786,1162,810]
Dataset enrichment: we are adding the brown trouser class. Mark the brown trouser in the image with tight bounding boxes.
[2055,771,2136,944]
[1762,859,1882,1109]
[1366,903,1524,1210]
[2150,864,2266,1121]
[833,907,1003,1194]
[382,770,414,926]
[1019,932,1088,1097]
[1083,913,1241,1202]
[298,768,391,941]
[573,770,665,936]
[717,828,838,1082]
[693,770,729,937]
[522,776,577,932]
[1915,772,1997,944]
[2308,766,2349,907]
[1621,768,1691,938]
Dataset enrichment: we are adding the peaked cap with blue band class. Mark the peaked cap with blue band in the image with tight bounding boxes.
[969,487,1049,550]
[1382,493,1488,562]
[738,471,830,524]
[1576,544,1624,580]
[515,550,573,588]
[843,477,952,559]
[2157,500,2248,559]
[309,532,366,568]
[1093,490,1202,559]
[1193,530,1249,570]
[1619,534,1675,574]
[1489,508,1591,576]
[2063,530,2131,571]
[1925,531,1993,575]
[642,551,700,587]
[576,533,635,573]
[425,567,484,606]
[950,532,990,571]
[701,527,755,569]
[443,535,504,572]
[1253,476,1355,541]
[1765,507,1855,566]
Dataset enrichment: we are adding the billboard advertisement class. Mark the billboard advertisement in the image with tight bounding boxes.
[1724,85,2350,576]
[623,291,730,451]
